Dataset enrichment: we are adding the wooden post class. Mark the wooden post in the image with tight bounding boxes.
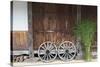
[28,2,34,58]
[11,1,13,65]
[77,5,81,24]
[75,5,83,60]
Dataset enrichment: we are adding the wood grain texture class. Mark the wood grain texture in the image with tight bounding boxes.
[32,3,77,49]
[12,31,28,50]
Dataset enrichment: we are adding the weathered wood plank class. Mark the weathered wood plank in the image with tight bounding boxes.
[12,31,28,50]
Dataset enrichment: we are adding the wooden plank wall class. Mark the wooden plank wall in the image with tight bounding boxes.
[12,31,28,50]
[32,3,77,49]
[81,6,97,22]
[31,3,97,50]
[11,3,97,51]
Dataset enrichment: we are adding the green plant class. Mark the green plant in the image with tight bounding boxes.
[74,19,96,61]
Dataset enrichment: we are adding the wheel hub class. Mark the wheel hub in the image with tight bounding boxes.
[65,50,69,53]
[46,50,50,54]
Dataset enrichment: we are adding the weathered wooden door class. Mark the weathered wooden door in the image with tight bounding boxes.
[31,3,77,50]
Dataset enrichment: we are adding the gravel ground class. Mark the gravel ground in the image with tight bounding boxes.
[12,58,97,67]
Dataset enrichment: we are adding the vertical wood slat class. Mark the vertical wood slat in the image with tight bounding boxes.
[12,31,28,50]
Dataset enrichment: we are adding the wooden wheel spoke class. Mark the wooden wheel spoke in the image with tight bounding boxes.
[46,55,49,61]
[61,53,65,58]
[65,53,68,60]
[48,54,51,60]
[50,50,56,54]
[39,50,45,54]
[64,53,67,59]
[50,54,55,58]
[59,50,65,54]
[40,46,45,50]
[42,54,46,60]
[69,48,76,53]
[67,53,73,59]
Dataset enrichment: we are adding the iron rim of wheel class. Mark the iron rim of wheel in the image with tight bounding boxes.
[58,41,76,61]
[38,41,57,62]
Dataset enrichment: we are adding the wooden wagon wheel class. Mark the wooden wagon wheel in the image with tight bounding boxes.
[38,41,57,62]
[58,41,76,61]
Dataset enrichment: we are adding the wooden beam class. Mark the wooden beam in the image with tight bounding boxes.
[77,5,81,24]
[28,2,34,58]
